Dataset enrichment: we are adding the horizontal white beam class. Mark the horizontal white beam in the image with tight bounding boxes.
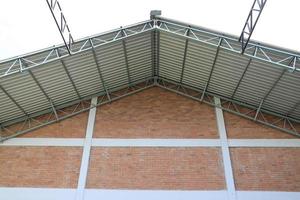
[0,188,299,200]
[0,188,76,200]
[229,139,300,147]
[1,138,300,148]
[0,138,84,146]
[92,139,220,147]
[86,189,227,200]
[236,191,300,200]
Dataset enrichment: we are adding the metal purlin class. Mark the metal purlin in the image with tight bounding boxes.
[0,17,299,140]
[156,78,300,137]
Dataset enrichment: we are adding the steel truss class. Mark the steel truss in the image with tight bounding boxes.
[0,20,154,78]
[239,0,267,53]
[46,0,74,54]
[1,19,300,79]
[156,19,300,72]
[0,77,299,141]
[0,79,154,142]
[155,78,300,137]
[0,18,300,141]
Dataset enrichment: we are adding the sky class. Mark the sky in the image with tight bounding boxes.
[0,0,299,60]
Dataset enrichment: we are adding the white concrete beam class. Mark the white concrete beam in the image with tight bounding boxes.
[228,139,300,147]
[92,139,221,147]
[0,188,299,200]
[76,97,98,200]
[214,97,236,200]
[1,138,300,147]
[0,138,84,146]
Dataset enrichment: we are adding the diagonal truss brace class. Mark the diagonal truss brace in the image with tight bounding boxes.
[179,27,191,84]
[56,49,82,99]
[0,20,154,78]
[0,85,28,117]
[0,18,299,141]
[156,77,300,138]
[27,68,59,121]
[205,38,223,89]
[1,19,299,80]
[90,39,111,101]
[1,76,299,141]
[120,28,132,85]
[239,0,267,53]
[156,19,300,72]
[0,78,154,142]
[254,69,285,120]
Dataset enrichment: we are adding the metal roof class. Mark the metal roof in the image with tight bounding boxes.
[0,16,299,140]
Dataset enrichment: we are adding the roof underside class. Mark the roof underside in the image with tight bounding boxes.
[0,17,299,140]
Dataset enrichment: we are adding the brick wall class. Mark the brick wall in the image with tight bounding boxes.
[94,87,218,138]
[0,147,82,188]
[231,148,300,191]
[87,147,225,190]
[1,86,299,192]
[224,112,297,139]
[19,112,88,138]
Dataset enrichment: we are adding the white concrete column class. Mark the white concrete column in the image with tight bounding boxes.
[76,97,98,200]
[214,97,236,200]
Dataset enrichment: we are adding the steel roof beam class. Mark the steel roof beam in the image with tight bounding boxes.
[151,20,161,83]
[90,39,111,101]
[49,99,59,120]
[156,77,300,137]
[151,30,155,78]
[151,21,157,79]
[28,70,50,100]
[56,49,82,99]
[205,38,223,90]
[239,0,267,53]
[286,101,300,117]
[231,58,252,99]
[200,82,208,102]
[120,29,132,85]
[254,69,285,120]
[27,68,59,121]
[0,85,28,117]
[231,47,257,99]
[0,78,153,142]
[1,19,299,79]
[179,27,191,84]
[21,60,59,121]
[0,21,154,78]
[253,57,295,120]
[156,19,299,72]
[157,29,161,79]
[157,76,300,124]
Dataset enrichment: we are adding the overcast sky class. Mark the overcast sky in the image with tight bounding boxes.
[0,0,299,60]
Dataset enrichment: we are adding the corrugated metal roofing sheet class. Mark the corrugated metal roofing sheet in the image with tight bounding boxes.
[0,17,299,138]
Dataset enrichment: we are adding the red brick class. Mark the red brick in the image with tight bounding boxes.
[94,87,218,138]
[19,112,88,138]
[0,147,82,188]
[224,112,297,139]
[87,147,225,190]
[231,148,300,191]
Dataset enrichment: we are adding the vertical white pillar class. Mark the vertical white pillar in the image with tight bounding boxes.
[214,97,236,200]
[76,97,98,200]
